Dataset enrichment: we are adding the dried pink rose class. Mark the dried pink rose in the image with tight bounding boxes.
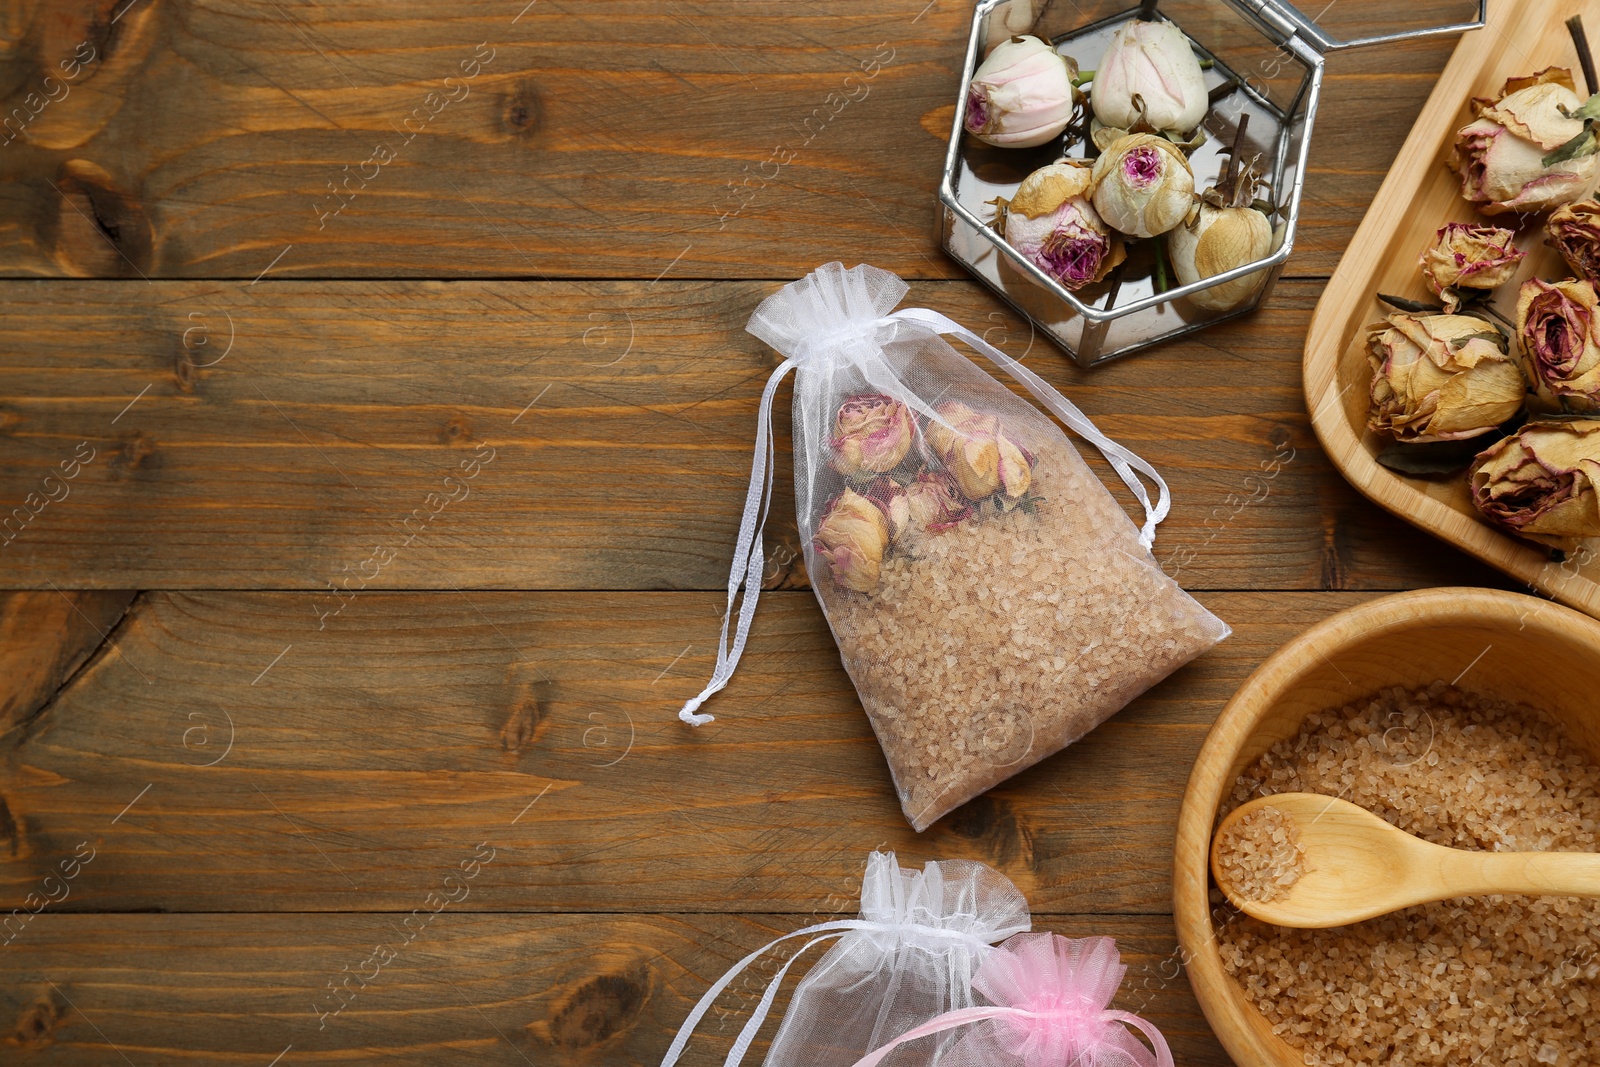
[1089,132,1195,239]
[830,393,915,479]
[814,487,890,593]
[1090,17,1208,137]
[1366,312,1524,443]
[862,477,912,543]
[999,162,1125,291]
[1419,223,1525,312]
[964,35,1080,149]
[923,401,1033,500]
[1517,277,1600,412]
[1547,200,1600,284]
[1470,419,1600,546]
[1450,68,1599,215]
[903,470,972,533]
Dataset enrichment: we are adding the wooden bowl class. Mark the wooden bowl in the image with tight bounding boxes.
[1173,587,1600,1066]
[1303,0,1600,619]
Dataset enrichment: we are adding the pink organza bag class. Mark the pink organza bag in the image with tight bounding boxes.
[848,932,1172,1067]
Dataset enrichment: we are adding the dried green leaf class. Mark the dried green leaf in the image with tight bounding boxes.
[1374,440,1484,477]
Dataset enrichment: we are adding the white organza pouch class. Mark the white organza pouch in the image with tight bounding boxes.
[660,851,1030,1067]
[679,263,1229,830]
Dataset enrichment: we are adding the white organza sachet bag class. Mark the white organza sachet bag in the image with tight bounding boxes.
[678,262,1229,830]
[660,851,1030,1067]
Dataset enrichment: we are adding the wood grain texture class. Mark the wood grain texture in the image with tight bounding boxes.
[0,5,1518,1066]
[1,587,1375,915]
[0,278,1507,591]
[0,0,1454,280]
[1305,0,1600,619]
[0,590,133,736]
[0,913,1229,1065]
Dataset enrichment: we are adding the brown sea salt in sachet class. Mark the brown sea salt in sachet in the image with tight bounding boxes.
[679,262,1228,831]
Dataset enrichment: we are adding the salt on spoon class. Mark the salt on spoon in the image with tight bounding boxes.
[1211,791,1600,928]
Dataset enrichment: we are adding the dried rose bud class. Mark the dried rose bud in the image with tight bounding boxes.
[814,487,890,593]
[1517,277,1600,412]
[923,401,1033,501]
[1090,18,1207,137]
[830,393,915,479]
[1169,201,1273,311]
[1450,67,1599,215]
[964,35,1080,149]
[862,477,911,543]
[1419,223,1525,312]
[1366,312,1524,443]
[1470,419,1600,545]
[999,162,1125,291]
[1547,200,1600,284]
[903,470,972,533]
[1089,132,1195,239]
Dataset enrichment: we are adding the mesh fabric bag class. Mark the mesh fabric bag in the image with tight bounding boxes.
[764,852,1030,1067]
[848,932,1173,1067]
[658,851,1030,1067]
[680,262,1229,830]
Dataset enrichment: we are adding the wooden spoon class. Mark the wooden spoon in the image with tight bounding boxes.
[1210,792,1600,929]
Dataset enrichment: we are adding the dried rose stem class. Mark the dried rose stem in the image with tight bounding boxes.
[1570,15,1598,98]
[1100,259,1127,310]
[1221,113,1251,195]
[1137,0,1160,21]
[1208,78,1240,106]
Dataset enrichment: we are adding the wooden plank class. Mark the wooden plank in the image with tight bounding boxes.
[0,0,1453,281]
[0,278,1508,591]
[1,588,1383,915]
[0,912,1228,1065]
[0,590,133,735]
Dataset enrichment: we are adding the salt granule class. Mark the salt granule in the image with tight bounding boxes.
[826,441,1228,831]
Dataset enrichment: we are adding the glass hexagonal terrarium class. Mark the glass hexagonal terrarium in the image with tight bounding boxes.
[939,0,1487,367]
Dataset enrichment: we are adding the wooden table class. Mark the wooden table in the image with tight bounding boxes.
[0,2,1514,1063]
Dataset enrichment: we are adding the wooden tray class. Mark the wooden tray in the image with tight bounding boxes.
[1304,0,1600,618]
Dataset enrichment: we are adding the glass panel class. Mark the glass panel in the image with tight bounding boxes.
[1271,0,1485,50]
[942,1,1317,365]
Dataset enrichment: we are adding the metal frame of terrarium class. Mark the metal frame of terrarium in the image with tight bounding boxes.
[938,0,1488,367]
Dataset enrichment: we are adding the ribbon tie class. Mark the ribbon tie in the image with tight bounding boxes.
[678,262,1170,726]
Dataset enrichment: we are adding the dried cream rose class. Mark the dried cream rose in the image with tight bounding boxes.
[964,34,1080,149]
[1547,200,1600,284]
[1366,312,1524,443]
[1419,223,1525,312]
[903,470,972,533]
[814,487,890,593]
[923,401,1033,500]
[1450,68,1599,215]
[1517,277,1600,412]
[1089,132,1195,239]
[1470,419,1600,546]
[1169,201,1273,311]
[999,161,1125,291]
[830,393,915,479]
[1090,18,1207,137]
[862,477,911,543]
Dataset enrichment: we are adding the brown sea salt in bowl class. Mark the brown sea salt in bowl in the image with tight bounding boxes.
[1174,588,1600,1067]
